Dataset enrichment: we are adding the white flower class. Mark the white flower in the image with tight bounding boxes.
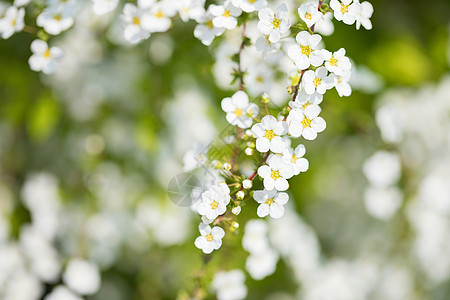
[63,259,101,295]
[364,186,402,220]
[92,0,118,15]
[290,91,323,110]
[45,285,83,300]
[362,151,401,188]
[210,1,241,30]
[245,64,273,97]
[251,115,288,153]
[298,2,322,28]
[0,6,25,39]
[314,12,334,36]
[321,48,351,75]
[141,2,177,33]
[330,0,362,25]
[242,219,269,253]
[287,105,326,140]
[282,144,309,175]
[36,4,75,35]
[302,67,333,95]
[28,40,63,74]
[177,0,205,22]
[221,91,259,129]
[194,8,225,46]
[212,269,247,300]
[246,248,279,280]
[257,3,290,43]
[257,155,293,191]
[197,182,230,220]
[329,69,352,97]
[194,223,225,254]
[14,0,30,7]
[254,35,280,57]
[287,31,323,70]
[355,0,373,30]
[254,189,289,218]
[231,0,266,13]
[121,3,150,44]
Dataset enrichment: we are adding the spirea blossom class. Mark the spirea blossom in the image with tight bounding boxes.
[36,4,75,35]
[0,6,25,39]
[287,104,326,140]
[251,115,288,153]
[212,269,247,300]
[302,67,333,95]
[257,3,290,43]
[253,189,289,218]
[288,31,323,70]
[282,144,309,175]
[63,259,101,295]
[28,40,64,74]
[298,2,322,28]
[231,0,267,13]
[321,48,352,76]
[197,182,231,220]
[330,0,362,25]
[221,91,259,129]
[210,1,241,30]
[194,223,225,254]
[121,3,151,44]
[257,155,293,191]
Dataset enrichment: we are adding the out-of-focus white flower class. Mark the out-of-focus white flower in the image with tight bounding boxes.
[354,0,373,30]
[288,31,323,70]
[0,6,25,39]
[282,144,309,175]
[302,67,333,95]
[329,70,352,97]
[246,248,279,280]
[291,91,323,111]
[14,0,30,7]
[29,40,64,74]
[245,64,274,97]
[210,1,241,30]
[221,91,259,129]
[251,115,288,153]
[177,0,205,22]
[321,48,351,76]
[257,3,290,43]
[121,3,151,44]
[242,219,269,253]
[197,182,230,220]
[254,189,289,218]
[257,155,293,191]
[4,270,43,300]
[362,151,401,188]
[298,2,322,28]
[286,105,326,140]
[63,259,101,295]
[37,4,75,35]
[364,186,403,220]
[330,0,361,25]
[45,285,83,300]
[92,0,119,15]
[255,35,281,57]
[314,12,334,36]
[194,223,225,254]
[141,2,177,33]
[194,8,225,46]
[231,0,266,13]
[212,269,247,300]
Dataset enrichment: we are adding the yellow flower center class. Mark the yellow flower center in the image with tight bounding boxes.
[206,234,213,241]
[264,130,275,141]
[246,109,254,117]
[132,16,140,25]
[249,0,256,3]
[234,108,243,117]
[329,56,338,66]
[302,101,311,110]
[155,11,164,18]
[11,18,16,26]
[301,45,312,56]
[304,12,311,20]
[270,170,281,180]
[337,77,343,84]
[291,154,297,163]
[43,49,51,58]
[265,198,274,205]
[53,14,62,21]
[271,17,281,29]
[301,117,312,128]
[256,76,264,83]
[313,77,321,87]
[223,10,231,17]
[207,20,214,29]
[340,3,349,13]
[210,201,219,210]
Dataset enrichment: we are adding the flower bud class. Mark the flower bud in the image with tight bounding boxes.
[231,206,241,215]
[223,163,232,171]
[242,179,252,189]
[236,190,245,199]
[245,148,253,156]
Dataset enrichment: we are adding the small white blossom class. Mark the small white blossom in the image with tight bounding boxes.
[255,35,281,57]
[242,219,269,253]
[330,0,362,25]
[290,91,323,111]
[314,12,335,36]
[302,67,333,95]
[257,155,293,191]
[298,2,322,28]
[363,151,401,188]
[194,8,225,46]
[329,69,352,97]
[236,190,245,200]
[242,179,252,189]
[141,2,177,33]
[364,186,402,220]
[63,259,101,295]
[121,3,150,44]
[257,3,290,43]
[212,269,247,300]
[231,0,266,13]
[194,223,225,254]
[251,115,288,153]
[210,1,241,30]
[177,0,205,22]
[245,64,274,96]
[282,144,309,175]
[36,4,75,35]
[321,48,351,75]
[287,105,326,140]
[197,182,231,220]
[0,6,25,39]
[287,31,323,70]
[28,40,63,74]
[14,0,31,7]
[45,285,83,300]
[355,0,373,30]
[253,189,289,218]
[92,0,119,15]
[221,91,259,129]
[246,248,279,280]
